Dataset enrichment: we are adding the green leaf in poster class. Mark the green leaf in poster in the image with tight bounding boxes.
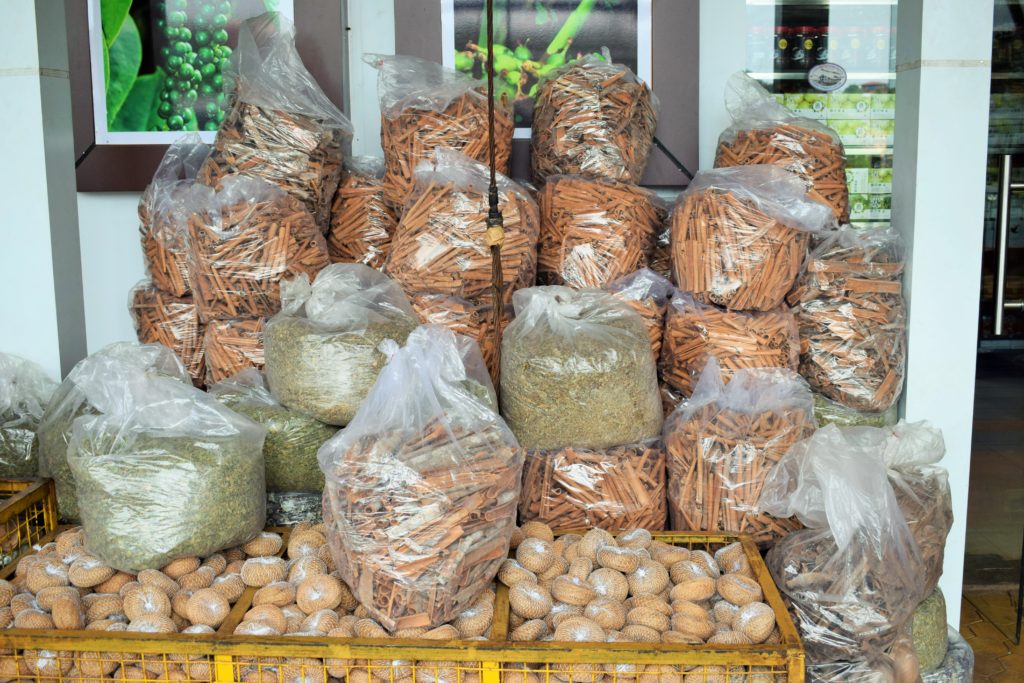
[106,15,142,127]
[101,0,132,48]
[111,70,162,131]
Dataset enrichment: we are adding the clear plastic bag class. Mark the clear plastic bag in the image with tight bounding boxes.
[664,357,814,546]
[500,286,663,450]
[921,628,973,683]
[788,226,906,412]
[531,56,658,184]
[38,343,190,522]
[364,53,513,211]
[759,422,933,665]
[648,223,673,283]
[68,368,265,572]
[537,176,666,289]
[209,369,337,493]
[327,156,397,269]
[186,175,330,323]
[0,354,57,478]
[139,134,209,297]
[670,166,832,311]
[320,325,521,630]
[520,442,667,532]
[715,72,850,223]
[264,263,418,426]
[129,281,205,386]
[385,148,540,306]
[660,292,799,397]
[199,13,352,230]
[203,317,266,385]
[602,268,674,363]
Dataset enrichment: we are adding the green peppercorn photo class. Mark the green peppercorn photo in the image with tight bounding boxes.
[98,0,289,133]
[451,0,642,127]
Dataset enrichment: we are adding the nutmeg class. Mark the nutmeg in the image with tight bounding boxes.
[519,521,555,542]
[451,602,493,638]
[161,557,201,580]
[296,575,343,614]
[178,566,217,592]
[68,556,115,588]
[596,545,642,573]
[287,530,326,560]
[588,568,629,603]
[123,584,172,621]
[288,556,327,585]
[734,602,775,643]
[515,538,556,574]
[616,529,653,549]
[243,532,283,557]
[669,577,716,603]
[626,606,670,632]
[253,581,296,608]
[510,618,548,641]
[212,573,246,603]
[627,560,670,596]
[240,557,287,587]
[497,559,536,587]
[244,604,287,633]
[300,608,340,634]
[553,616,605,642]
[550,576,596,606]
[138,569,180,598]
[508,583,553,620]
[186,588,230,628]
[584,598,626,631]
[577,528,616,561]
[716,573,762,606]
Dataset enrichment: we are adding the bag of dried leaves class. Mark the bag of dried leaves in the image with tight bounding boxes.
[0,353,57,478]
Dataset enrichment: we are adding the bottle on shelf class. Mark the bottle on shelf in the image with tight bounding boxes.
[791,26,818,72]
[774,26,791,72]
[816,26,830,65]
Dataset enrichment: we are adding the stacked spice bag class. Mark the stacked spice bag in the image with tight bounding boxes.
[503,287,667,532]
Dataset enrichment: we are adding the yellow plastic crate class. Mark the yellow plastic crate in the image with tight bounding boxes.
[0,478,58,579]
[0,532,803,683]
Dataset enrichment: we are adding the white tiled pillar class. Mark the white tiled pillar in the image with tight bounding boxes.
[0,1,86,379]
[892,0,994,626]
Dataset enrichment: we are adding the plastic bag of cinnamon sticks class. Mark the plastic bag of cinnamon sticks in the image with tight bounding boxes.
[601,268,673,363]
[185,175,330,323]
[138,134,209,297]
[365,53,513,212]
[198,13,352,230]
[501,286,663,450]
[409,292,509,384]
[670,165,832,311]
[660,292,799,397]
[520,441,667,533]
[128,281,205,386]
[663,357,813,546]
[327,156,397,269]
[759,422,936,669]
[787,226,906,413]
[264,263,418,426]
[531,55,658,185]
[385,148,540,306]
[537,176,666,289]
[203,317,265,385]
[320,325,522,631]
[715,72,850,223]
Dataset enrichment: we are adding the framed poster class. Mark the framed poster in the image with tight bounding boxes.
[440,0,652,138]
[69,1,345,191]
[88,0,294,144]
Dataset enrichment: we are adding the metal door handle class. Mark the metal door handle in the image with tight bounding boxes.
[995,154,1024,335]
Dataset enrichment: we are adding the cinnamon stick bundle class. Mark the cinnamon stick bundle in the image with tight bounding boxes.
[648,225,674,284]
[602,268,674,363]
[716,124,850,223]
[519,443,667,532]
[538,176,665,289]
[385,152,539,306]
[326,159,397,269]
[664,366,814,546]
[203,318,265,384]
[531,57,657,184]
[323,419,521,631]
[380,91,513,212]
[198,102,347,231]
[129,283,205,386]
[409,292,508,383]
[186,178,330,322]
[670,185,812,312]
[787,228,906,412]
[660,294,799,396]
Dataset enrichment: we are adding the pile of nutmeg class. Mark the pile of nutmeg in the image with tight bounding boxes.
[498,522,780,683]
[0,525,495,683]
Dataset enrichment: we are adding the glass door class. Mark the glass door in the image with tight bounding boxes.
[964,0,1024,644]
[744,0,897,227]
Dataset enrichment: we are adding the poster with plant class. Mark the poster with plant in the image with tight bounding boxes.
[443,0,649,130]
[92,0,293,142]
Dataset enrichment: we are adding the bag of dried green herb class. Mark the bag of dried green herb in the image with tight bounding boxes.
[500,286,663,450]
[38,342,190,522]
[0,354,57,478]
[921,628,973,683]
[320,325,520,630]
[264,263,418,426]
[908,588,948,673]
[68,370,266,573]
[209,368,337,493]
[814,393,898,428]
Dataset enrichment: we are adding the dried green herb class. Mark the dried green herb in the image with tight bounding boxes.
[222,400,336,493]
[0,423,40,478]
[70,426,265,573]
[500,287,663,450]
[0,353,55,478]
[814,393,898,429]
[264,314,416,426]
[908,588,949,673]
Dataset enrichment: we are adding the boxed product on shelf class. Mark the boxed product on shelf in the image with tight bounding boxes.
[849,192,872,221]
[869,167,894,193]
[829,93,872,119]
[829,119,880,147]
[846,164,871,194]
[870,93,897,119]
[785,93,830,120]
